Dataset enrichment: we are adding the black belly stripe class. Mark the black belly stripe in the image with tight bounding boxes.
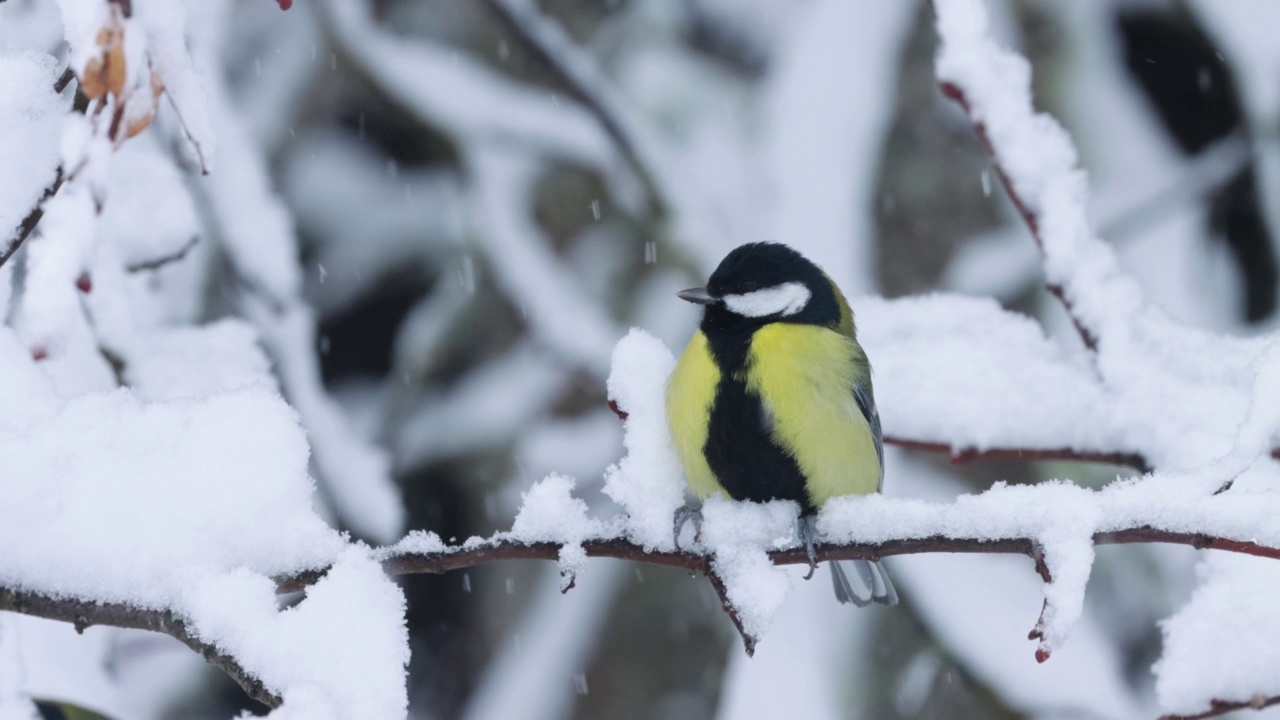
[703,373,815,514]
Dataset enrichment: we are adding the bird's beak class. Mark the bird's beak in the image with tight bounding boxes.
[677,287,718,305]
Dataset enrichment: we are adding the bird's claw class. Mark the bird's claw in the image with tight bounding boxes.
[673,506,704,550]
[798,515,819,580]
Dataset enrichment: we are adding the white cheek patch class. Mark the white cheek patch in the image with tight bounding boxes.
[722,281,812,318]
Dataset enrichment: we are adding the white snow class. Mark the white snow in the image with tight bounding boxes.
[186,548,408,720]
[602,328,685,550]
[1156,551,1280,716]
[99,137,201,272]
[0,51,63,248]
[0,319,408,717]
[857,293,1123,454]
[511,474,606,587]
[701,497,797,643]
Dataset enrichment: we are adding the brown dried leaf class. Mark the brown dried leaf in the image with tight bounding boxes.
[149,67,164,99]
[81,57,107,100]
[81,9,126,100]
[124,107,153,139]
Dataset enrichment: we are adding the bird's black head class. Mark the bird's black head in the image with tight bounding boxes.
[678,243,841,339]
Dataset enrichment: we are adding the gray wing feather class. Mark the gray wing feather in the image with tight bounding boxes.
[853,377,884,491]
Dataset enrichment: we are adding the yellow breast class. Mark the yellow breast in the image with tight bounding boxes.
[745,323,880,505]
[665,330,725,500]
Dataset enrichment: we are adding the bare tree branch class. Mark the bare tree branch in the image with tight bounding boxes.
[0,586,280,709]
[125,235,200,272]
[481,0,669,220]
[0,166,65,271]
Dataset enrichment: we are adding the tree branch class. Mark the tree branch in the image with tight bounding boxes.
[361,530,1280,584]
[938,81,1099,351]
[0,586,279,709]
[10,525,1280,711]
[0,166,65,271]
[480,0,669,220]
[884,436,1152,473]
[1160,694,1280,720]
[125,235,200,272]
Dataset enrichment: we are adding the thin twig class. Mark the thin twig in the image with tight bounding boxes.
[0,167,65,271]
[939,81,1099,351]
[0,586,279,708]
[704,562,755,656]
[53,68,76,94]
[480,0,668,219]
[1160,694,1280,720]
[10,526,1280,710]
[126,235,200,272]
[365,529,1280,664]
[885,436,1152,473]
[356,530,1280,588]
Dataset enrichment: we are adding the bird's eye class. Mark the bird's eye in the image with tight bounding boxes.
[738,280,757,293]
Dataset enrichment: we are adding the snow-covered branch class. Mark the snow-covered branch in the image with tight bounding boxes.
[12,503,1280,695]
[0,587,280,708]
[0,166,62,271]
[937,80,1100,351]
[884,436,1151,472]
[1161,696,1280,720]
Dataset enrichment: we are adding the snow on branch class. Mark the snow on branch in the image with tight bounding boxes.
[932,0,1280,715]
[12,469,1280,705]
[0,586,280,708]
[0,166,63,272]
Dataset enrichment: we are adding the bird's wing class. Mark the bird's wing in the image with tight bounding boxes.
[853,377,884,491]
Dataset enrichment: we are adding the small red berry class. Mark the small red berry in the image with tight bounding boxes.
[76,272,92,293]
[277,0,292,9]
[32,346,47,361]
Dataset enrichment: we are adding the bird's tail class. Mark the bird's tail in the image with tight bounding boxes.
[829,560,897,607]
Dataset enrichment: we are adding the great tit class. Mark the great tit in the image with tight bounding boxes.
[665,242,897,607]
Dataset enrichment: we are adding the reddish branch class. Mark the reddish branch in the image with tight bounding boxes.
[357,529,1280,581]
[10,527,1280,712]
[1161,695,1280,720]
[939,81,1099,352]
[885,436,1151,473]
[941,71,1280,713]
[0,167,65,271]
[0,586,279,709]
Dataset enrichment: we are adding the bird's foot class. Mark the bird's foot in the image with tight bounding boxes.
[673,506,704,550]
[798,515,820,580]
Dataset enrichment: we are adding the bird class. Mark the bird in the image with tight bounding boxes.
[665,242,897,607]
